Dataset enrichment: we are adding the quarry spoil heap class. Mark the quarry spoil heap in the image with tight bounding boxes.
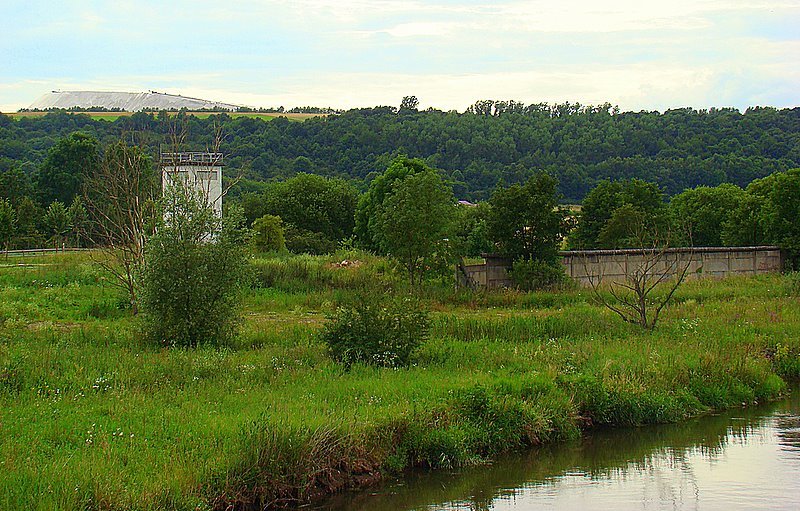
[28,90,239,111]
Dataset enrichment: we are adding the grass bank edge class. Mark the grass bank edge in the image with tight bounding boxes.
[208,360,791,509]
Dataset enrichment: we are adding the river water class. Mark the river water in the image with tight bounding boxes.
[313,389,800,510]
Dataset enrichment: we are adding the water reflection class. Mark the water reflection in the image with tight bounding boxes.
[313,390,800,511]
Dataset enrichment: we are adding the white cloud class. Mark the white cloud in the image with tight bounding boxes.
[162,64,730,112]
[1,0,798,111]
[384,21,459,37]
[266,0,799,34]
[5,51,796,113]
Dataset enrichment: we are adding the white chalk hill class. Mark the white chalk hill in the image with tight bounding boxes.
[29,91,239,111]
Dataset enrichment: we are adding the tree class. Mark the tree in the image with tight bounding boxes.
[355,156,430,252]
[751,168,800,267]
[0,164,33,206]
[140,182,250,347]
[569,180,623,249]
[722,194,767,247]
[375,169,455,286]
[0,199,15,253]
[669,184,746,247]
[13,197,43,249]
[37,132,99,206]
[43,201,71,248]
[252,214,285,252]
[452,202,493,258]
[486,173,569,263]
[83,141,158,314]
[67,196,88,247]
[399,95,419,113]
[719,169,800,267]
[585,222,692,330]
[4,103,800,206]
[570,179,668,249]
[257,173,358,254]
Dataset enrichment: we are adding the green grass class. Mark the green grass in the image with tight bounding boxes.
[1,252,798,509]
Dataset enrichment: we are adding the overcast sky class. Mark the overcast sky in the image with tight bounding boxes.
[1,0,798,112]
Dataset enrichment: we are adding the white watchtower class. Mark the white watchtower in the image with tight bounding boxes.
[160,152,224,217]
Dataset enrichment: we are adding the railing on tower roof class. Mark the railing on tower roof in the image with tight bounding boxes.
[160,152,224,166]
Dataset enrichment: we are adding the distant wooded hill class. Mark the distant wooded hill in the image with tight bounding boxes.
[1,102,798,201]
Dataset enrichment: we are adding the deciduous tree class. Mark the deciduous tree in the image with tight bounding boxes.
[375,169,455,286]
[486,172,569,263]
[754,168,800,267]
[43,201,71,248]
[141,182,250,347]
[669,184,746,247]
[355,156,430,252]
[83,141,158,314]
[399,95,419,113]
[585,222,692,330]
[252,214,285,252]
[37,132,99,206]
[571,179,667,249]
[0,199,15,253]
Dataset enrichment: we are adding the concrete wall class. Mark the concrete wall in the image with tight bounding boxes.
[457,247,784,289]
[563,246,783,287]
[458,255,513,289]
[456,254,513,288]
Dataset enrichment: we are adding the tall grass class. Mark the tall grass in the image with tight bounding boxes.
[250,250,397,292]
[0,252,798,509]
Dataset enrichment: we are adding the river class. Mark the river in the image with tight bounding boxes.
[312,389,800,510]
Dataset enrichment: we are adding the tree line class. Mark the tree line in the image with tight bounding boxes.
[1,101,798,205]
[1,116,799,272]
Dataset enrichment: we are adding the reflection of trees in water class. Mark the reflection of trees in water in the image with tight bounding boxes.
[313,395,798,511]
[776,415,800,451]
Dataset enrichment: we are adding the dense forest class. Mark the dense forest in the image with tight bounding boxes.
[1,101,799,202]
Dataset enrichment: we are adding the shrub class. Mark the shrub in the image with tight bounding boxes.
[322,293,429,368]
[140,184,251,347]
[252,214,285,252]
[509,258,567,291]
[284,224,337,255]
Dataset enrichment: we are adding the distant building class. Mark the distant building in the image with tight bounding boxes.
[160,152,223,218]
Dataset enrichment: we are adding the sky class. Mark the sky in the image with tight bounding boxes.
[1,0,799,113]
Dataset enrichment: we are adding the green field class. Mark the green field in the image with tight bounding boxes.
[1,251,798,510]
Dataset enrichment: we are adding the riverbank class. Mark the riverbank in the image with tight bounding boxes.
[311,386,800,510]
[1,252,799,510]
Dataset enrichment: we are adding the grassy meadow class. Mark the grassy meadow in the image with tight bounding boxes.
[1,251,799,510]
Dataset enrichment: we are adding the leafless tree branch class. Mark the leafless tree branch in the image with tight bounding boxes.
[581,223,694,329]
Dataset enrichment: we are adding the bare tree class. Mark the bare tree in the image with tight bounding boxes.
[583,224,694,330]
[83,141,158,314]
[161,116,242,201]
[84,116,242,314]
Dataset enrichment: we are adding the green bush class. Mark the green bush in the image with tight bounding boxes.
[252,214,285,252]
[322,294,429,368]
[509,258,567,291]
[284,224,337,255]
[140,184,251,347]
